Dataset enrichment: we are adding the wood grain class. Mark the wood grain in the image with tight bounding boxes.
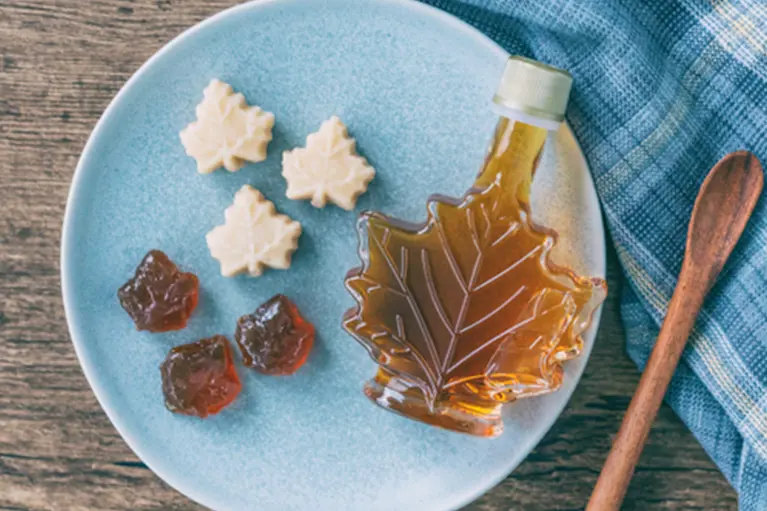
[0,1,738,510]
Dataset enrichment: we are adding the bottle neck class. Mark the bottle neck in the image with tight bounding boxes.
[475,115,552,208]
[491,103,564,131]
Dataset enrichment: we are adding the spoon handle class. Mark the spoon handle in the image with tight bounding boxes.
[586,265,706,511]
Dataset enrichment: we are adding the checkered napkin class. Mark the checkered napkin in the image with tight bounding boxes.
[422,0,767,507]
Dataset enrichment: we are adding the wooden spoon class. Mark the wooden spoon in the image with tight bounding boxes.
[587,151,764,511]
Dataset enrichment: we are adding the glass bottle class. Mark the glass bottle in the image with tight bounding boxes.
[344,57,607,437]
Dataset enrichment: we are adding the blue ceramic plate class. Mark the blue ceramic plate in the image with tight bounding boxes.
[61,1,605,509]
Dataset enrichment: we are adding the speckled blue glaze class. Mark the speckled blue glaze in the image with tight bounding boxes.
[61,1,605,510]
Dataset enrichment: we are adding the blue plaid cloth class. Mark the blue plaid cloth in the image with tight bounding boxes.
[421,0,767,508]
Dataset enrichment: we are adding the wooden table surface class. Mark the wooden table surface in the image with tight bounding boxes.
[0,1,738,510]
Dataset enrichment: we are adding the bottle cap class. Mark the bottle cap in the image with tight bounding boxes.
[493,56,573,124]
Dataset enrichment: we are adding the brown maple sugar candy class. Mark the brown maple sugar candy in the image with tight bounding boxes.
[118,250,199,332]
[343,57,607,437]
[161,335,242,418]
[235,295,315,375]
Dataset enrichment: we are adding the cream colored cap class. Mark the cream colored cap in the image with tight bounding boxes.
[493,56,573,123]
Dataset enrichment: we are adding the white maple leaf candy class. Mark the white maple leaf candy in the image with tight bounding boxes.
[180,79,275,174]
[282,116,375,210]
[206,185,302,277]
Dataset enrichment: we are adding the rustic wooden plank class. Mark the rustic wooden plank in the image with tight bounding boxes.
[0,1,738,510]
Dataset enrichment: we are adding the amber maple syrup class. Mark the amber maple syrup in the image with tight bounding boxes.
[344,57,607,437]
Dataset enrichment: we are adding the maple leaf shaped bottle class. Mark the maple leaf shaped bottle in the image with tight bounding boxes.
[343,56,607,437]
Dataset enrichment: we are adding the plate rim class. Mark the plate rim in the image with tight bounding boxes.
[60,1,606,509]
